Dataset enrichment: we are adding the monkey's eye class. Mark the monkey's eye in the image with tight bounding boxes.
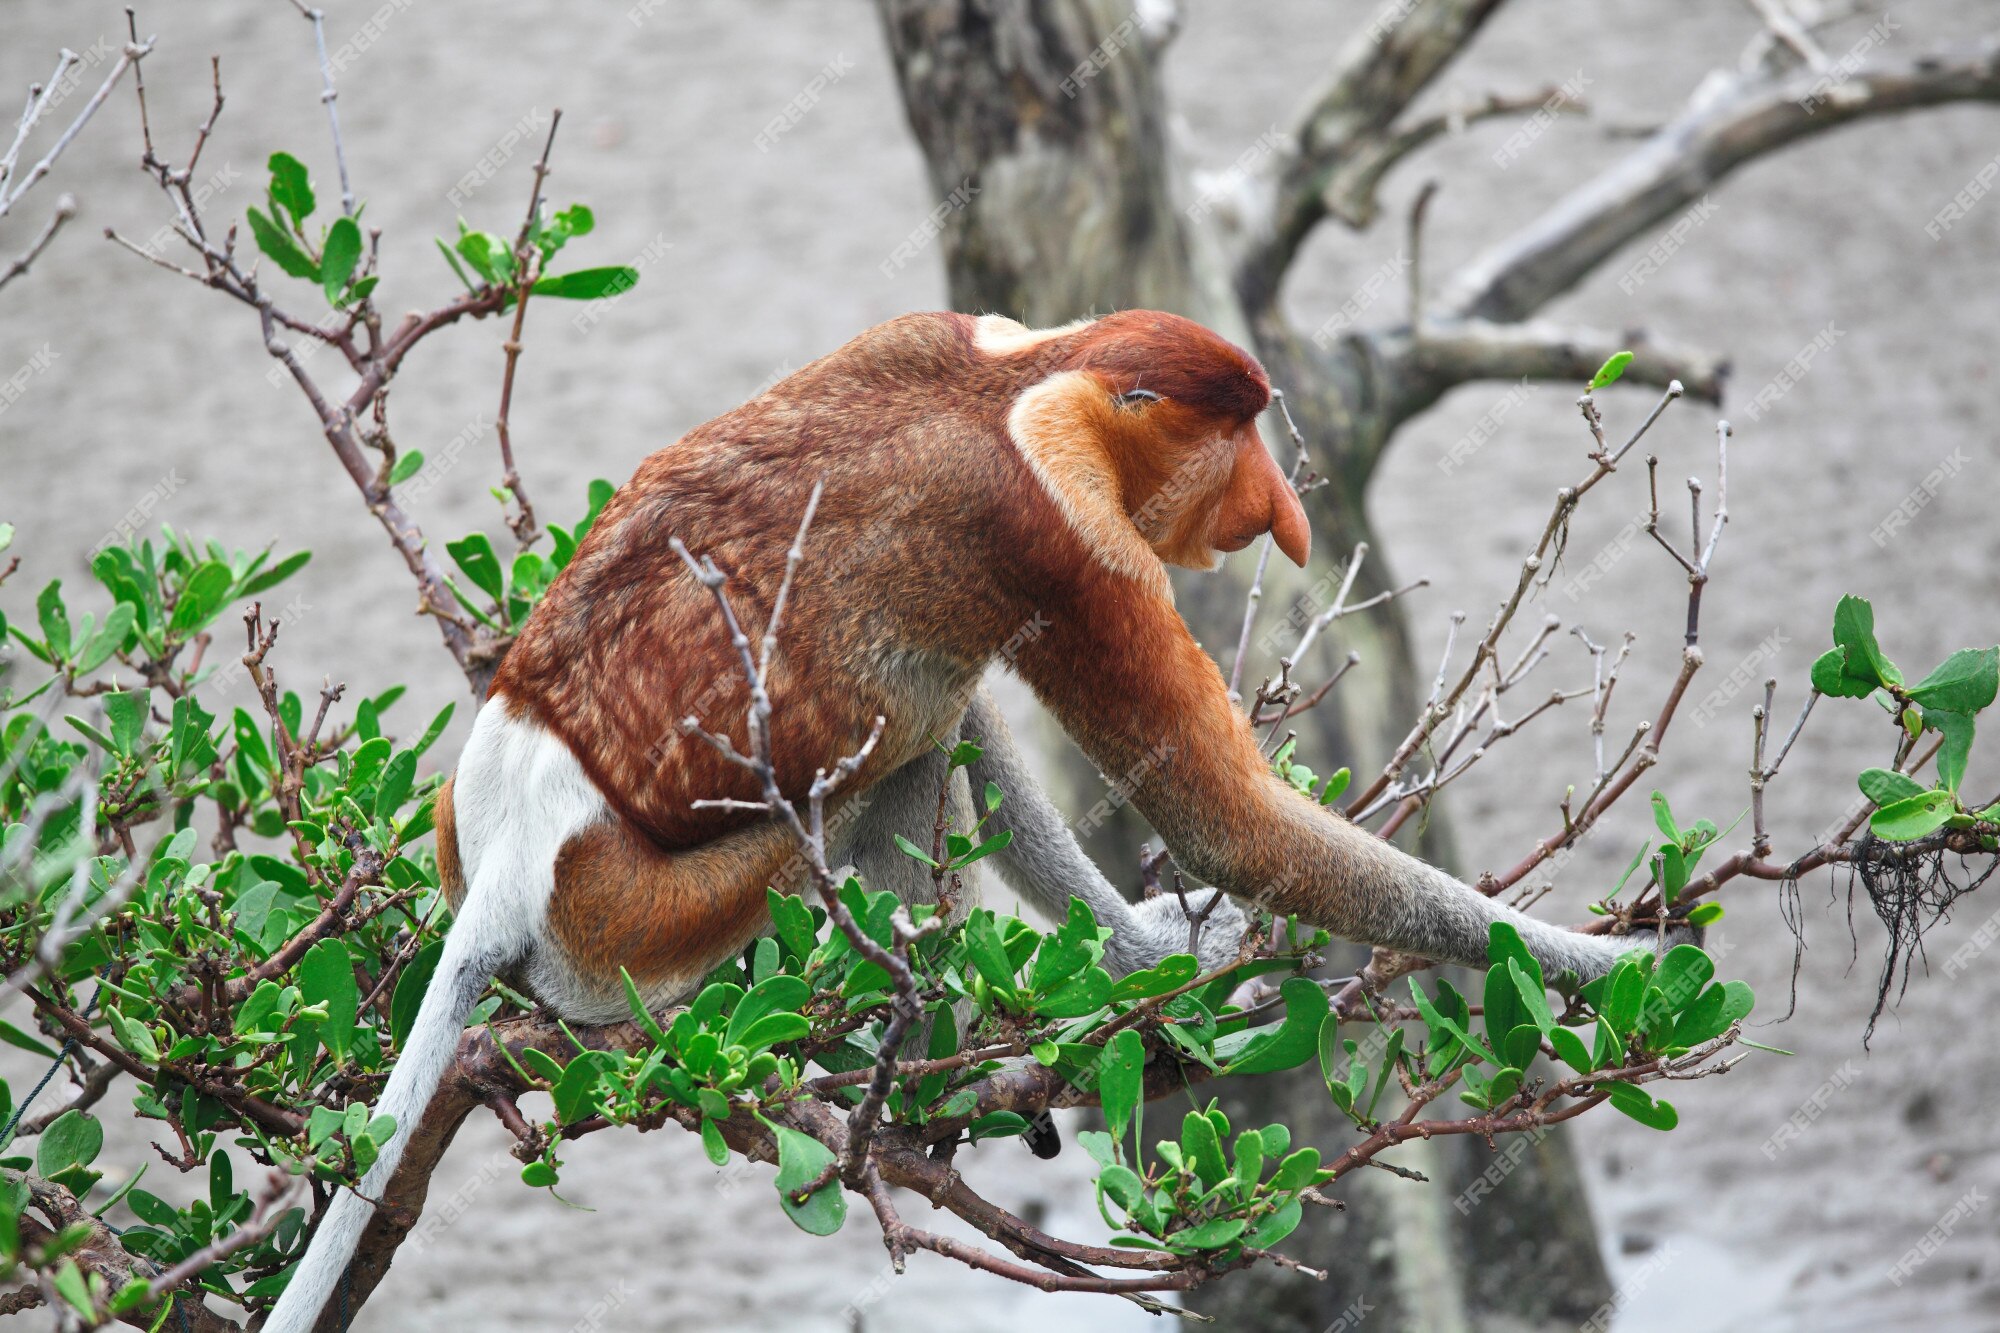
[1114,388,1162,408]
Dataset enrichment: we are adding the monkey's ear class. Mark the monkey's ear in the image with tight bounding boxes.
[1213,428,1311,566]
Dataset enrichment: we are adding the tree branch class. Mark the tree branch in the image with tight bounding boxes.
[1323,86,1582,230]
[1376,315,1728,427]
[1234,0,1509,309]
[1442,41,2000,322]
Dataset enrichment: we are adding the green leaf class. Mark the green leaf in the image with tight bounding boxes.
[75,602,135,673]
[51,1261,92,1317]
[1507,959,1556,1034]
[298,939,359,1062]
[726,975,810,1049]
[1226,978,1330,1075]
[321,216,363,304]
[552,1052,607,1124]
[108,1008,159,1063]
[392,939,446,1048]
[1666,979,1753,1049]
[731,1013,810,1052]
[1107,953,1198,1003]
[521,1160,558,1188]
[436,235,477,291]
[1602,958,1644,1034]
[1317,1022,1350,1102]
[538,203,595,257]
[1410,976,1484,1074]
[968,1111,1031,1142]
[247,206,318,280]
[700,1117,729,1166]
[390,451,426,485]
[1650,791,1682,845]
[1686,902,1724,927]
[1587,350,1633,391]
[104,688,150,755]
[961,911,1019,998]
[268,151,316,224]
[37,579,71,660]
[1858,767,1927,808]
[1175,1216,1247,1250]
[1548,1025,1595,1072]
[531,266,639,300]
[167,561,233,636]
[0,1018,58,1059]
[1600,1081,1678,1130]
[891,834,938,868]
[1832,595,1901,688]
[771,1125,845,1235]
[1030,899,1099,994]
[1246,1198,1302,1249]
[1268,1146,1322,1193]
[1657,843,1688,903]
[454,230,512,285]
[1909,647,1999,715]
[1096,1162,1146,1218]
[445,533,506,603]
[1645,945,1714,1019]
[1180,1110,1228,1188]
[1869,789,1956,841]
[238,549,311,599]
[37,1112,103,1178]
[1096,1028,1145,1144]
[1921,708,1976,793]
[955,828,1012,867]
[1482,957,1527,1063]
[1810,646,1877,700]
[766,890,816,962]
[1035,966,1113,1019]
[373,749,418,818]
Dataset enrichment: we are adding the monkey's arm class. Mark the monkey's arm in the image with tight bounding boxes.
[959,687,1246,974]
[1012,576,1659,982]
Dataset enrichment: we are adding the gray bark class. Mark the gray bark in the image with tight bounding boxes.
[873,2,2000,1324]
[875,1,1608,1325]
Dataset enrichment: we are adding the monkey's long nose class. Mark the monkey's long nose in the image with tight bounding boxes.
[1269,477,1310,568]
[1216,430,1312,567]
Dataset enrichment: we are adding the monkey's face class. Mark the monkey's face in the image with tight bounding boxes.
[1102,396,1312,572]
[991,309,1312,578]
[1057,310,1310,572]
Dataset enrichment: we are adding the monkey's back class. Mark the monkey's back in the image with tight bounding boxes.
[490,312,1037,851]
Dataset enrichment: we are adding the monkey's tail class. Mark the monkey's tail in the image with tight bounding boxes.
[264,888,517,1333]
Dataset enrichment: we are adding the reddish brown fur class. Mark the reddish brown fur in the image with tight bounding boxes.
[434,777,464,912]
[488,310,1315,993]
[547,818,800,982]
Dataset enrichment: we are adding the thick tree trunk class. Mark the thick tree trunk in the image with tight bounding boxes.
[876,2,1612,1326]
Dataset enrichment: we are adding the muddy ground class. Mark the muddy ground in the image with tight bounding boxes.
[2,2,1997,1329]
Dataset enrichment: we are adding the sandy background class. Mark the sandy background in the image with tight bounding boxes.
[2,2,1997,1329]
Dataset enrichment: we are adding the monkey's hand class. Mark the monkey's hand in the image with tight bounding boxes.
[1112,889,1249,976]
[1646,904,1709,956]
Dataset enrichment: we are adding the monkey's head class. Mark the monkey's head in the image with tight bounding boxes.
[985,311,1311,578]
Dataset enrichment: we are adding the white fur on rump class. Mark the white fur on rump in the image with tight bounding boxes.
[265,696,610,1333]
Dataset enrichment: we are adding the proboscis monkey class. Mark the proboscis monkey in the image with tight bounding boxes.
[270,310,1679,1330]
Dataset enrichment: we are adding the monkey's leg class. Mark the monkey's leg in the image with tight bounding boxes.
[825,713,978,918]
[960,686,1248,974]
[538,812,801,1022]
